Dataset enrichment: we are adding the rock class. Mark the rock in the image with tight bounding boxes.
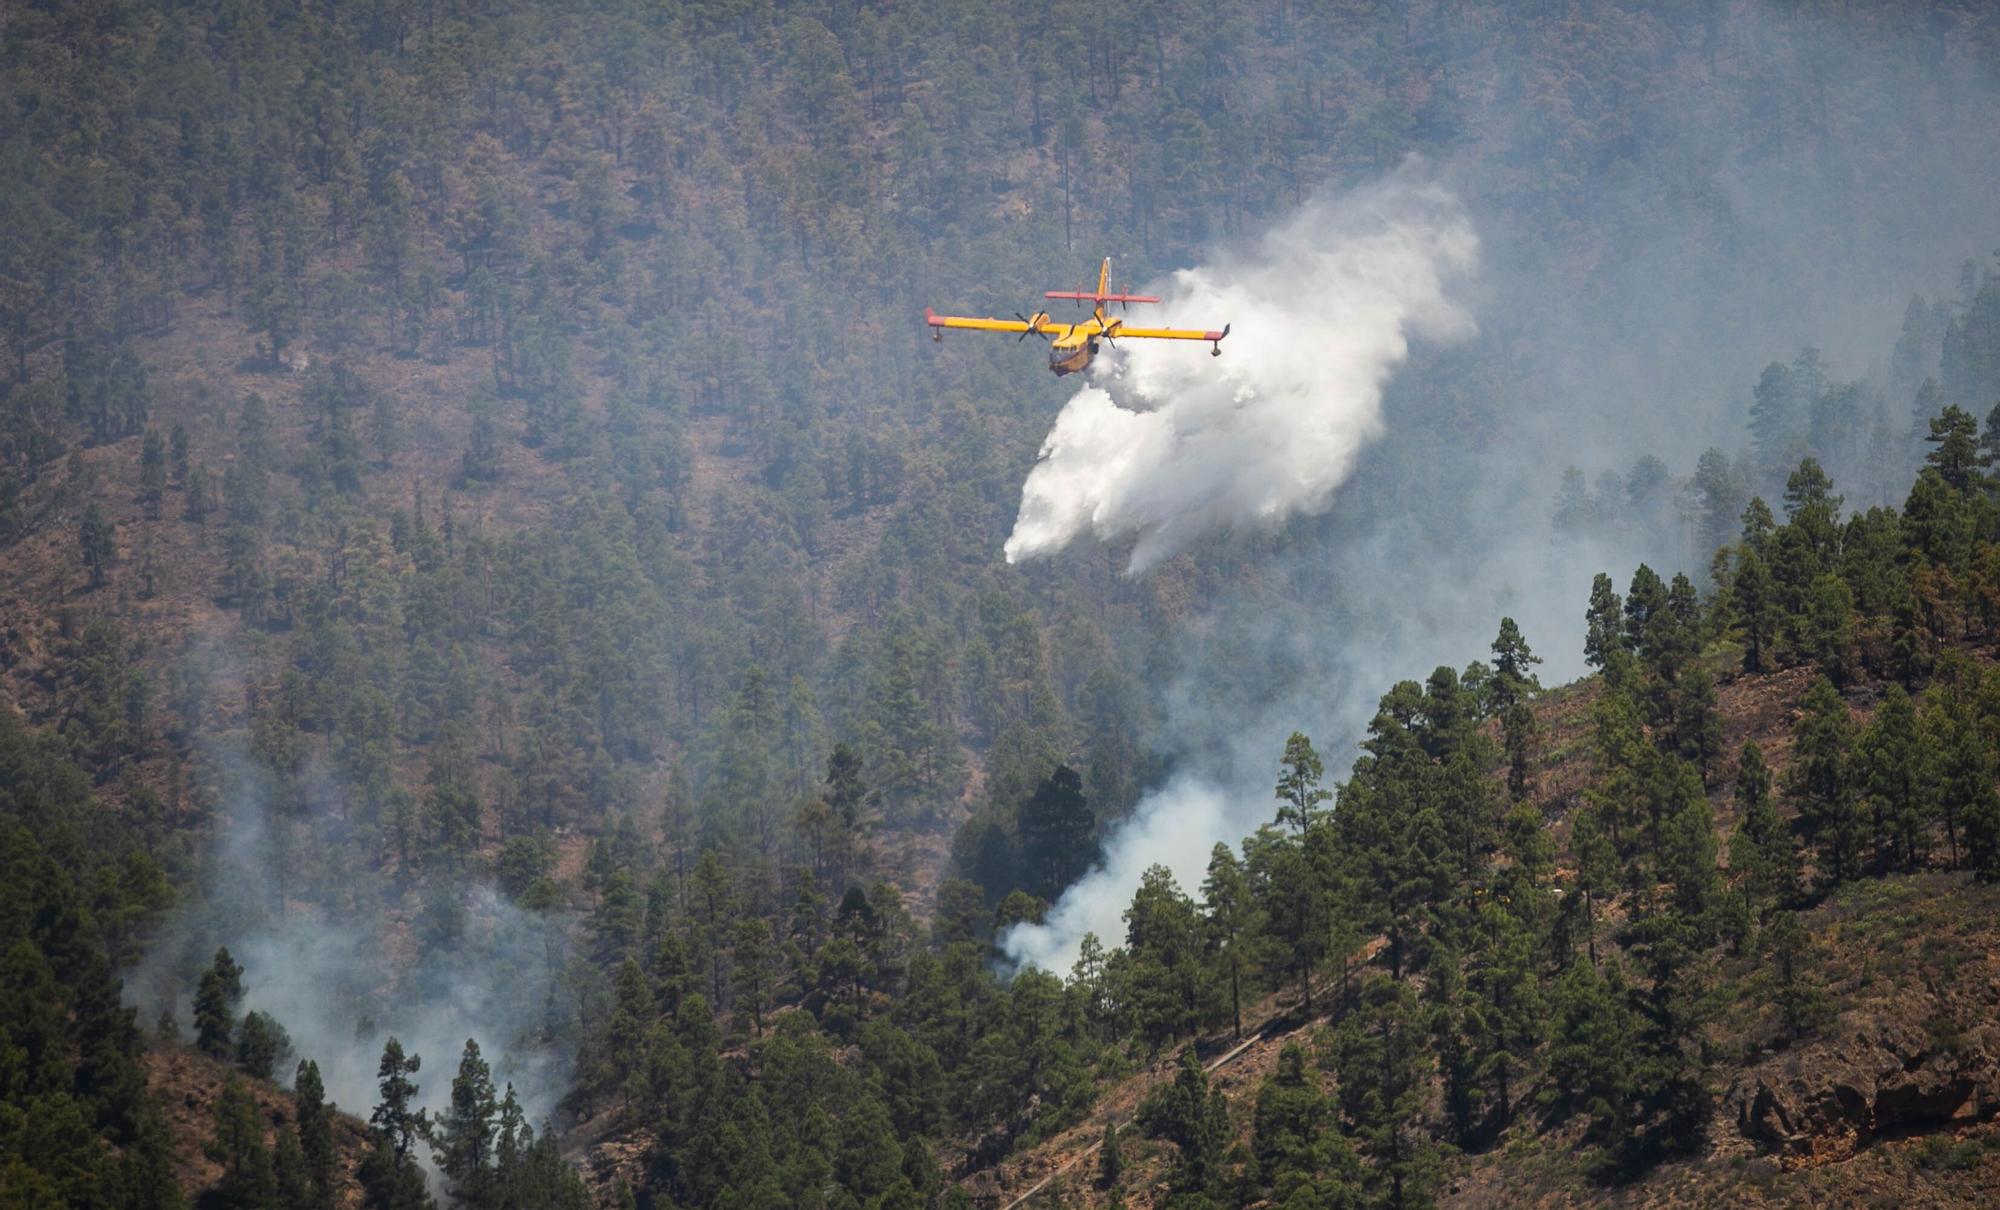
[1727,1016,2000,1167]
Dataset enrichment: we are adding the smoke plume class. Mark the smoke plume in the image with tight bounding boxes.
[1001,170,1483,972]
[128,650,571,1146]
[1004,166,1479,575]
[1002,776,1242,973]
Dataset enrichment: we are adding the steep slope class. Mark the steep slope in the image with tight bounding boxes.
[960,656,2000,1209]
[143,1048,372,1207]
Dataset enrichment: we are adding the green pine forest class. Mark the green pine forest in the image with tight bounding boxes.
[5,0,2000,1207]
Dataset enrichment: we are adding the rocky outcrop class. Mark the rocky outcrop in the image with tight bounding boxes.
[1727,1012,2000,1166]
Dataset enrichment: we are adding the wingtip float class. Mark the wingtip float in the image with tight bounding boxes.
[926,258,1230,376]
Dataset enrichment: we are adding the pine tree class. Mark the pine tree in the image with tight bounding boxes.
[1017,764,1096,902]
[139,430,166,518]
[1925,404,1983,491]
[1623,565,1669,669]
[274,1127,312,1210]
[1802,573,1857,685]
[1740,496,1776,551]
[169,422,190,484]
[599,960,655,1114]
[1123,865,1207,1051]
[1488,617,1542,710]
[294,1060,337,1210]
[1201,842,1253,1038]
[1587,686,1647,856]
[1915,699,1966,870]
[1502,701,1537,799]
[359,1039,435,1210]
[1691,447,1746,561]
[1439,746,1501,877]
[79,501,115,588]
[370,1037,427,1161]
[1750,359,1804,479]
[1783,459,1842,558]
[1274,731,1330,832]
[731,918,777,1035]
[1569,802,1617,966]
[123,1099,191,1210]
[434,1039,499,1208]
[357,1135,434,1210]
[1732,741,1799,915]
[1945,709,2000,880]
[1095,1120,1122,1191]
[1331,977,1442,1209]
[236,1010,292,1080]
[492,1084,529,1194]
[205,1076,277,1210]
[1763,911,1834,1043]
[1659,761,1721,932]
[1732,545,1777,673]
[1554,466,1595,536]
[1668,570,1702,643]
[1256,833,1328,1013]
[193,947,245,1058]
[1856,685,1922,870]
[1252,1042,1357,1200]
[1465,901,1546,1129]
[1544,960,1637,1159]
[184,463,213,524]
[1665,665,1724,779]
[1584,573,1623,670]
[1786,678,1863,887]
[826,741,870,832]
[835,1094,907,1204]
[1137,1049,1231,1198]
[1623,913,1718,1175]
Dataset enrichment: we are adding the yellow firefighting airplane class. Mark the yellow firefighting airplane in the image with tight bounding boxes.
[925,258,1230,376]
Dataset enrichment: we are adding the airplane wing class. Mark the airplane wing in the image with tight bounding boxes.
[1108,323,1230,343]
[925,308,1050,335]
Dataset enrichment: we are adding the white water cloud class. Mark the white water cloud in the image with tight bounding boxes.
[1005,165,1479,576]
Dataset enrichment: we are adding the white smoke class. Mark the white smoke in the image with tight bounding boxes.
[1002,775,1243,974]
[1001,169,1481,972]
[126,651,572,1145]
[217,883,568,1137]
[1004,165,1479,576]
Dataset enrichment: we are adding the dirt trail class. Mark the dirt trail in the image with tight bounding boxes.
[991,1026,1266,1210]
[971,952,1378,1209]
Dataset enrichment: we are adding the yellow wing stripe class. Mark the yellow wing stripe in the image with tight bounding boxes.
[1113,325,1229,342]
[926,312,1035,334]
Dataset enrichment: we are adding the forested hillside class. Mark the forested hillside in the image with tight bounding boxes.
[4,0,2000,1207]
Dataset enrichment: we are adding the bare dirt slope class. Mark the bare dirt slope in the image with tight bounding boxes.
[145,1048,373,1206]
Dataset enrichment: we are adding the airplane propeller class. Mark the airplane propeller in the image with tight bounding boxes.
[1014,312,1049,342]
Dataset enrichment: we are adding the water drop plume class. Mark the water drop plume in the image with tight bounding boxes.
[1005,163,1479,576]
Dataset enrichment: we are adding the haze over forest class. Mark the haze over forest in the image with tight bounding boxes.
[5,1,2000,1208]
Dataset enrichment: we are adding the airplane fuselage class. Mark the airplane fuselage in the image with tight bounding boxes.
[1050,339,1097,376]
[1047,311,1115,375]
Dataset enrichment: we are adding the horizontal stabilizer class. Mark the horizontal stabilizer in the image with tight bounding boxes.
[1045,291,1161,304]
